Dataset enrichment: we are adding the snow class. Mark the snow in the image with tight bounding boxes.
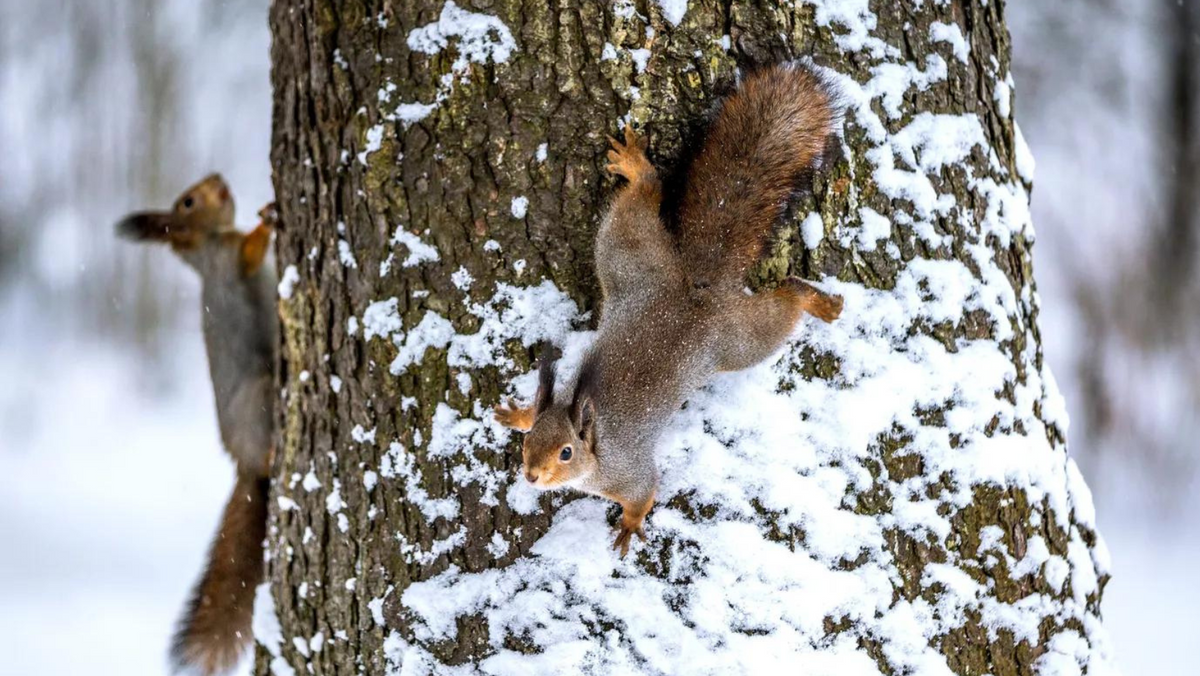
[451,266,474,291]
[930,22,969,63]
[1013,122,1036,182]
[628,48,651,73]
[253,583,295,676]
[0,336,257,676]
[277,264,300,299]
[389,226,441,268]
[351,424,377,445]
[337,239,358,268]
[801,211,825,249]
[509,195,528,219]
[653,0,688,26]
[994,73,1013,119]
[358,123,386,166]
[388,312,456,375]
[357,1,516,146]
[856,207,892,251]
[362,297,403,341]
[406,1,515,64]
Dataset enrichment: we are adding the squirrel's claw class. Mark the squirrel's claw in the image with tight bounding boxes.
[605,127,653,183]
[625,124,647,151]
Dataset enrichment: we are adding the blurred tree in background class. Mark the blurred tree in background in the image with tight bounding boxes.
[1009,0,1200,502]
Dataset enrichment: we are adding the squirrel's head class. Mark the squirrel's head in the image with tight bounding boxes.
[115,173,235,251]
[509,356,599,489]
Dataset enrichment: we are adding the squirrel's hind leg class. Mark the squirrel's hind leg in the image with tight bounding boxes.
[715,279,842,372]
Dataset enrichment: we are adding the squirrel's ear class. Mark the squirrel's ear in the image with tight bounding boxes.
[534,354,557,414]
[575,397,596,436]
[570,357,599,435]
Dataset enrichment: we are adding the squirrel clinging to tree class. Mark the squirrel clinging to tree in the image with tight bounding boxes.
[116,174,277,675]
[495,64,843,556]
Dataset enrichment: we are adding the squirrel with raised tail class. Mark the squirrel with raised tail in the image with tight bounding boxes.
[495,65,843,556]
[116,174,277,675]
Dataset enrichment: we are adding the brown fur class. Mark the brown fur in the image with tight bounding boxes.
[239,223,273,277]
[496,65,841,557]
[171,472,268,675]
[678,65,833,291]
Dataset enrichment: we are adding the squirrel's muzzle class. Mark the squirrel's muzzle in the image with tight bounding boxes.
[115,211,175,242]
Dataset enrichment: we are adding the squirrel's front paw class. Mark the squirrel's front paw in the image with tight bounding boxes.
[612,522,647,558]
[494,398,535,432]
[606,126,654,183]
[258,202,280,228]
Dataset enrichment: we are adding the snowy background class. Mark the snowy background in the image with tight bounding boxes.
[0,0,1196,674]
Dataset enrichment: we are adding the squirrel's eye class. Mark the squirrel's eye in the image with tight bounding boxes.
[559,446,573,462]
[181,196,195,210]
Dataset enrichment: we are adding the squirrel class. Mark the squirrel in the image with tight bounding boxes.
[495,64,843,557]
[116,174,277,675]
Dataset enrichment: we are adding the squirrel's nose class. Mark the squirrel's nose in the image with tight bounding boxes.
[524,468,540,484]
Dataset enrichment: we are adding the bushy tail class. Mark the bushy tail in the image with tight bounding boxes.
[678,64,835,288]
[171,471,268,675]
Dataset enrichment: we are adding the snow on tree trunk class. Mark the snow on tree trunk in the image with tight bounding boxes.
[259,1,1116,674]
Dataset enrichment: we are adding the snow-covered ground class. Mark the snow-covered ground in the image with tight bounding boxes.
[0,335,238,676]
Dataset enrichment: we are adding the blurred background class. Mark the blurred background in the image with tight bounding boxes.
[0,0,1195,673]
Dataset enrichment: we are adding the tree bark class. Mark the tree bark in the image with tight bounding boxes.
[261,1,1115,674]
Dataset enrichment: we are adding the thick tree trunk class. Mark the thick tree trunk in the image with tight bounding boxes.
[260,1,1115,674]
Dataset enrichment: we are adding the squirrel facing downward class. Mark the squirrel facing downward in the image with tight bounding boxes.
[495,65,843,556]
[117,174,277,675]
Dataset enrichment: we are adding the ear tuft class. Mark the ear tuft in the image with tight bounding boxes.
[534,353,558,414]
[570,355,599,432]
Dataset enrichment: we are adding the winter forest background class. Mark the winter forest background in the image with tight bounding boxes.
[0,0,1195,674]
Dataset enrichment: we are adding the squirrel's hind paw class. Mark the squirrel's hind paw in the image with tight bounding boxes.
[605,127,654,183]
[789,279,844,323]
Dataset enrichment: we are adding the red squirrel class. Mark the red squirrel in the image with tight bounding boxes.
[495,65,843,556]
[117,174,277,674]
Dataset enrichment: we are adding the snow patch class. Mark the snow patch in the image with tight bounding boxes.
[277,264,300,299]
[510,195,528,219]
[654,0,688,26]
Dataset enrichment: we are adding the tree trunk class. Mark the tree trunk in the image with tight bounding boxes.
[260,1,1115,674]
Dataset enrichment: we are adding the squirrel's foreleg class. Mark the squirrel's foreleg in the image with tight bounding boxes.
[239,222,273,278]
[605,487,656,558]
[494,398,536,432]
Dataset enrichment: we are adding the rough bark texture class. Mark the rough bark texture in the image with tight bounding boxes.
[261,1,1112,674]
